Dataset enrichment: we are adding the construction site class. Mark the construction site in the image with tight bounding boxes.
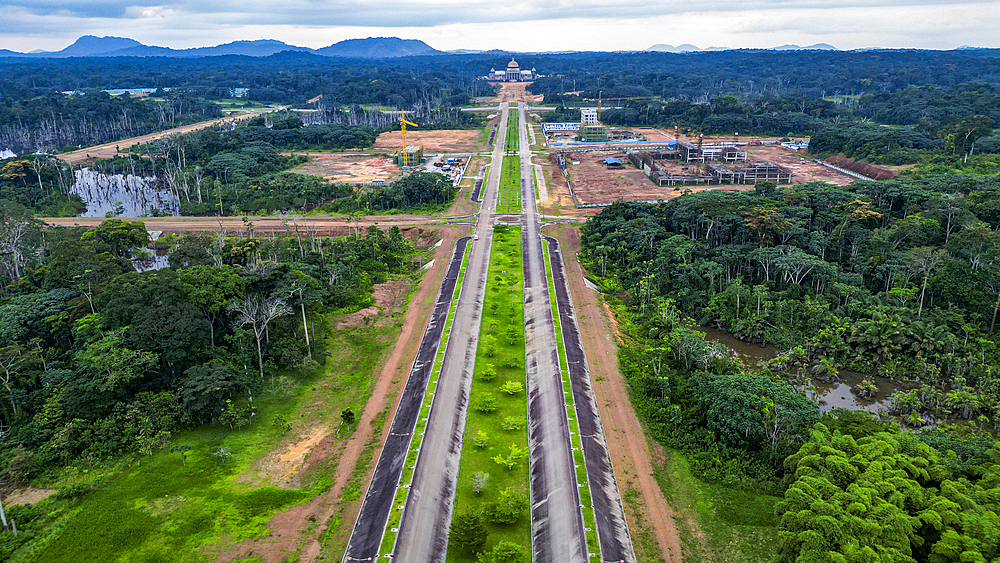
[555,151,756,206]
[629,145,792,186]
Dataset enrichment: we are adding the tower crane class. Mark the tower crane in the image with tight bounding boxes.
[399,110,418,168]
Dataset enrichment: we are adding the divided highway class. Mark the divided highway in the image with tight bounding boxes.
[344,101,636,563]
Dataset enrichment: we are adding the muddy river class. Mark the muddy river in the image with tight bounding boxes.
[696,326,902,414]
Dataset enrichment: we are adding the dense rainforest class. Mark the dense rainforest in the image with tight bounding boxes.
[580,175,1000,561]
[0,209,414,474]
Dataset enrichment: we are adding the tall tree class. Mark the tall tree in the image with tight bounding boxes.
[230,295,292,381]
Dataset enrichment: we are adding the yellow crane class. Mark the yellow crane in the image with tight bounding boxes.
[399,110,418,168]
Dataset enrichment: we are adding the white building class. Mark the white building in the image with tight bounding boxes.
[580,108,599,125]
[488,58,537,82]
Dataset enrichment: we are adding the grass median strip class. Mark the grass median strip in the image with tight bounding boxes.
[378,240,473,555]
[497,155,521,215]
[542,239,603,562]
[448,225,529,561]
[505,110,519,153]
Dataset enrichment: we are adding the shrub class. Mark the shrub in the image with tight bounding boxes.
[476,540,527,563]
[499,380,524,395]
[473,430,490,448]
[450,510,489,554]
[501,416,524,431]
[484,487,528,525]
[470,471,490,494]
[474,393,499,413]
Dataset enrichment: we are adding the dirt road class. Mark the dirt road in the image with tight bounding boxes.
[39,215,443,235]
[57,110,278,165]
[548,224,683,562]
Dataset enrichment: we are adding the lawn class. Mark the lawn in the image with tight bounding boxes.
[497,155,521,214]
[448,225,528,561]
[655,446,781,563]
[18,316,410,563]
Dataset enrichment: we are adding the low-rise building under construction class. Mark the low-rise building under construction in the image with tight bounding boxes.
[628,150,791,186]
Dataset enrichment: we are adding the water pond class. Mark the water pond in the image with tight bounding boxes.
[695,326,903,414]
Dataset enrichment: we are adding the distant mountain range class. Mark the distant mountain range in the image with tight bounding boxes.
[0,35,441,59]
[646,43,837,53]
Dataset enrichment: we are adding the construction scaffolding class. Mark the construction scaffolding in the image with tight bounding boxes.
[578,124,609,142]
[629,150,790,186]
[677,142,748,163]
[393,145,424,167]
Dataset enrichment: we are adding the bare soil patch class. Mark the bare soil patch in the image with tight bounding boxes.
[565,151,753,206]
[489,82,544,104]
[290,154,402,184]
[337,279,410,330]
[373,129,484,153]
[3,487,57,506]
[238,426,329,489]
[547,224,684,562]
[744,145,854,185]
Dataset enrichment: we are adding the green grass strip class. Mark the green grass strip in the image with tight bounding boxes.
[378,240,473,555]
[497,155,521,215]
[448,225,529,561]
[505,111,519,153]
[542,239,603,563]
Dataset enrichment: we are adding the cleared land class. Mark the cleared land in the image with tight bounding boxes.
[564,151,754,205]
[486,82,544,104]
[743,145,854,185]
[374,129,485,153]
[290,154,402,184]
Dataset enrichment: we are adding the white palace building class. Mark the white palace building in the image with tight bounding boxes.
[488,58,537,82]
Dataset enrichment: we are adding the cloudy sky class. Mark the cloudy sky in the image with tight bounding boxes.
[2,0,999,53]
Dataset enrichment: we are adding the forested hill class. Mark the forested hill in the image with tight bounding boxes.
[0,35,439,59]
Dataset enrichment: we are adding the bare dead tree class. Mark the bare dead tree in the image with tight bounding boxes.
[230,295,292,382]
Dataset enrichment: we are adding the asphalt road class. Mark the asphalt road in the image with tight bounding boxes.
[518,102,589,563]
[389,104,507,563]
[342,236,469,561]
[545,235,637,563]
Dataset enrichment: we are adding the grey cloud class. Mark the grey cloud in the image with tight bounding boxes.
[5,0,998,30]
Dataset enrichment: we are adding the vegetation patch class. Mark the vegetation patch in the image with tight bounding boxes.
[505,112,519,153]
